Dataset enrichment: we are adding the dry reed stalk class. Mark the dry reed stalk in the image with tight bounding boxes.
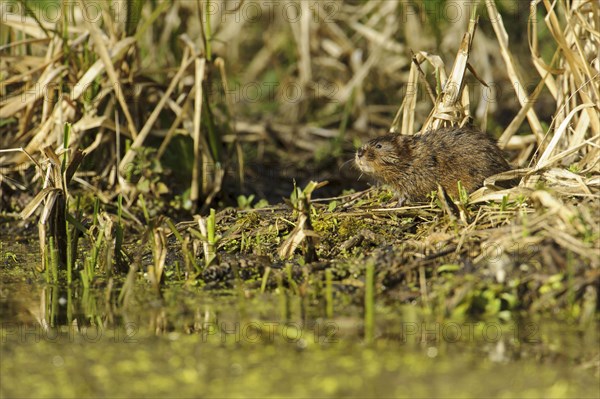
[1,0,598,280]
[191,58,206,211]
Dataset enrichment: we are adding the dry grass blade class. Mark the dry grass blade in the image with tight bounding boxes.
[41,146,62,189]
[0,66,67,118]
[148,226,167,292]
[85,20,138,139]
[498,77,546,149]
[423,15,476,130]
[19,187,60,220]
[278,213,312,259]
[2,10,51,39]
[64,150,85,185]
[541,0,600,135]
[71,37,136,101]
[484,0,545,144]
[535,103,595,170]
[118,50,196,174]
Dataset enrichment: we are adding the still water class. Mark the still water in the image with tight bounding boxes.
[1,272,598,399]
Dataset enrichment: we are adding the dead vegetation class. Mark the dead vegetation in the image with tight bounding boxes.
[0,1,598,320]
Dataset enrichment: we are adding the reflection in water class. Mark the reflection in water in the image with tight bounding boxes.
[1,279,598,398]
[2,279,597,352]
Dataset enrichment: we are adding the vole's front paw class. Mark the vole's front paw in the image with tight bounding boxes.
[389,194,406,208]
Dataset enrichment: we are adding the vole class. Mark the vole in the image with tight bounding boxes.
[355,126,511,204]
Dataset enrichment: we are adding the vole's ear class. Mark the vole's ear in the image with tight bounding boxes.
[395,135,412,159]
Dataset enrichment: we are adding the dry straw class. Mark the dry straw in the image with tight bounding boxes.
[0,1,598,279]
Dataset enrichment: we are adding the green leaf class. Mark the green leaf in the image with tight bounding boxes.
[327,201,337,212]
[437,264,461,273]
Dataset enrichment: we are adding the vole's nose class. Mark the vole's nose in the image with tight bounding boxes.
[357,147,365,157]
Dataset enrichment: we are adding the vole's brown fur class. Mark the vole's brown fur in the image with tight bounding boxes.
[355,126,511,203]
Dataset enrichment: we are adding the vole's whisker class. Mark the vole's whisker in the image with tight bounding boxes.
[339,159,354,171]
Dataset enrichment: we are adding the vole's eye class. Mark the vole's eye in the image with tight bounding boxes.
[375,143,383,149]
